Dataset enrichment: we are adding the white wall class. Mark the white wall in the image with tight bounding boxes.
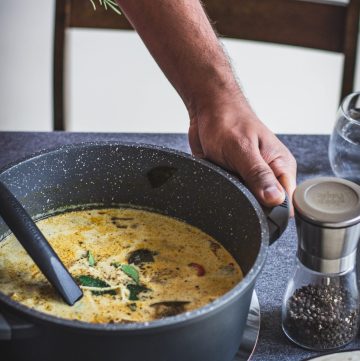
[0,0,358,133]
[0,0,54,131]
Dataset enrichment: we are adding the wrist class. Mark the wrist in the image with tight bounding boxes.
[185,67,240,115]
[187,80,256,126]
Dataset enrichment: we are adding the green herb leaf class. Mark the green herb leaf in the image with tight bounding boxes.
[128,303,137,312]
[88,251,96,267]
[77,275,115,295]
[111,262,140,284]
[120,264,139,284]
[77,275,108,288]
[127,284,149,301]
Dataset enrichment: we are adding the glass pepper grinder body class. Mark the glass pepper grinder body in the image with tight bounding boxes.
[282,177,360,351]
[283,260,359,350]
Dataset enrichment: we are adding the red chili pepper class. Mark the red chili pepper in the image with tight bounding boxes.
[188,262,205,276]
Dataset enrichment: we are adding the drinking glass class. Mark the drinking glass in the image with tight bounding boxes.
[329,92,360,184]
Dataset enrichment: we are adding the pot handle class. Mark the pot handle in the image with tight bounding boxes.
[0,310,38,340]
[262,192,290,245]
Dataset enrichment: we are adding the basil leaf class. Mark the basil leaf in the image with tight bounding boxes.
[88,251,96,267]
[76,275,115,296]
[120,264,139,284]
[127,284,149,301]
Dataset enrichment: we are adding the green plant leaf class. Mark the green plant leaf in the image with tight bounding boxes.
[77,275,115,295]
[127,284,149,301]
[120,264,139,284]
[88,250,96,267]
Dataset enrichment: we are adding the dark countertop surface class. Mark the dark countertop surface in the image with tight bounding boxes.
[0,132,358,361]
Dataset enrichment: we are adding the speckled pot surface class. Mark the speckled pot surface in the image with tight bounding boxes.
[0,142,283,361]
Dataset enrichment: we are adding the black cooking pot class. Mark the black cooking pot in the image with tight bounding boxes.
[0,142,289,361]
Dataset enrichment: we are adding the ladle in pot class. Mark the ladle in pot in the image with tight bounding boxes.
[0,181,83,306]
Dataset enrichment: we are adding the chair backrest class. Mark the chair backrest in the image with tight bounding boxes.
[54,0,360,130]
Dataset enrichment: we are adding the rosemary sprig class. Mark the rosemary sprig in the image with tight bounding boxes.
[89,0,121,15]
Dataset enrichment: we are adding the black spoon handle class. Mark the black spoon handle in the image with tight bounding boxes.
[0,181,83,306]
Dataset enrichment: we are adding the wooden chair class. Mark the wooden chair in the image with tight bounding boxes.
[54,0,360,130]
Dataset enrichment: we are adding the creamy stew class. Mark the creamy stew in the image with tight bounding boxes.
[0,208,242,323]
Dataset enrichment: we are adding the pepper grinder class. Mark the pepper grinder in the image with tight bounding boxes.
[282,177,360,351]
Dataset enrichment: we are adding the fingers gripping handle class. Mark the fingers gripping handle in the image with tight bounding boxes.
[263,192,290,245]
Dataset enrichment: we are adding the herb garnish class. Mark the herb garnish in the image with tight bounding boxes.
[121,265,140,284]
[111,262,149,300]
[87,251,96,267]
[89,0,121,15]
[127,284,149,301]
[77,275,116,295]
[111,262,140,284]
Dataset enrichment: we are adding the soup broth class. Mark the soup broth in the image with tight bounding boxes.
[0,208,242,323]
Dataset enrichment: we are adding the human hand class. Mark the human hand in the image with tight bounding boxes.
[188,94,297,211]
[115,0,297,207]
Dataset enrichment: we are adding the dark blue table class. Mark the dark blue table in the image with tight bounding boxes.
[0,132,355,361]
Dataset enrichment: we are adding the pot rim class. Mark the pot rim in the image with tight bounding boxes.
[0,141,269,333]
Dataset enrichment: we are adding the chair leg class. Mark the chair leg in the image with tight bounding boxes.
[340,0,360,103]
[53,0,68,131]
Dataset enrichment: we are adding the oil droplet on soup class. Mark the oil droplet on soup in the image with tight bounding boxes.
[0,208,243,323]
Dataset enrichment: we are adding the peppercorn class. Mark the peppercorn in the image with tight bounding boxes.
[283,284,359,349]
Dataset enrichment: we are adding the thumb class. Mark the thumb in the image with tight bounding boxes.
[234,147,285,207]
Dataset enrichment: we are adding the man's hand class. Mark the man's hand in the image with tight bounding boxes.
[116,0,297,208]
[189,93,297,208]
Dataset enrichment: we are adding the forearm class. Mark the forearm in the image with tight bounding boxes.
[116,0,244,114]
[116,0,296,207]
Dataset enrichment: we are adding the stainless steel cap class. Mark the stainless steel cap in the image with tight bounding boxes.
[294,177,360,273]
[293,177,360,228]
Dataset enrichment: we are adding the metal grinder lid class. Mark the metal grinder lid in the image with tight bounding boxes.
[293,177,360,228]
